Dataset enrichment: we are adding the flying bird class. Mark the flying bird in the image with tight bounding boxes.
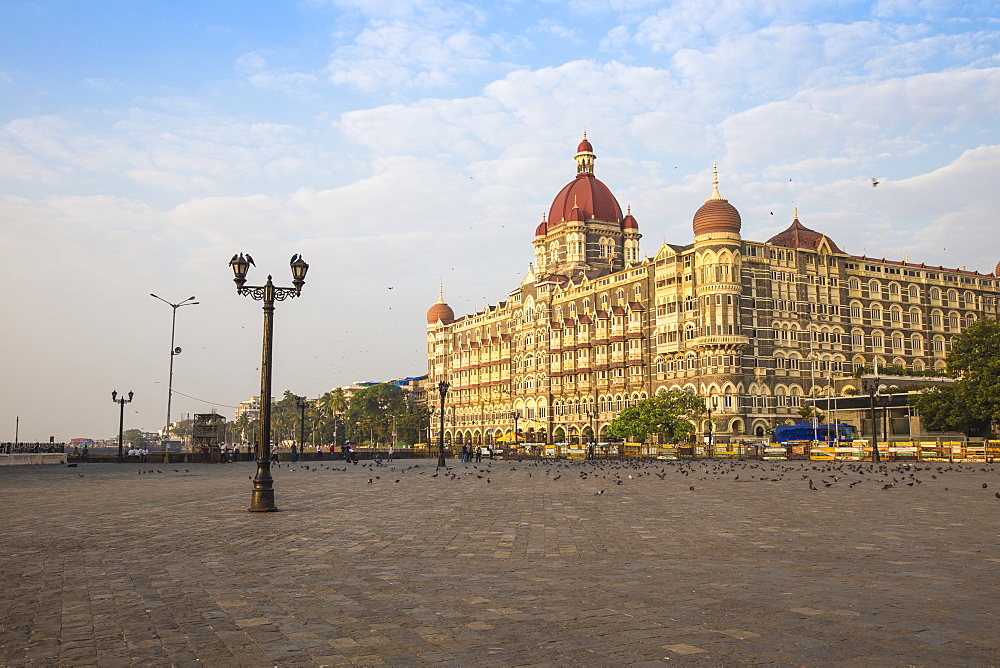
[871,179,879,187]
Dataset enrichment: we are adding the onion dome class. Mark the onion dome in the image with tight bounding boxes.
[767,208,844,253]
[426,283,455,325]
[534,214,548,237]
[547,134,624,227]
[692,163,741,236]
[622,205,639,231]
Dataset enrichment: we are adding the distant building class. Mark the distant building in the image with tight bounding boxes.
[426,136,1000,445]
[330,376,427,406]
[235,396,263,422]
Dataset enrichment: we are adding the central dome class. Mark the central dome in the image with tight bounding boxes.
[547,136,623,226]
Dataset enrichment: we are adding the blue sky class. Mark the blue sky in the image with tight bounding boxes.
[2,0,999,440]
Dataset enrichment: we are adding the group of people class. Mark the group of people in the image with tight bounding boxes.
[68,446,89,463]
[218,444,247,463]
[459,444,493,462]
[127,447,149,462]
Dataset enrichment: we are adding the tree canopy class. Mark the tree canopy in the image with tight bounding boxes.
[606,390,706,443]
[343,383,428,446]
[911,318,1000,437]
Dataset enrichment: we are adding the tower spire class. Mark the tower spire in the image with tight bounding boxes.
[710,162,722,200]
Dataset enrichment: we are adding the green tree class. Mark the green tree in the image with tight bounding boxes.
[317,388,349,445]
[797,405,826,422]
[344,384,408,445]
[911,383,989,436]
[124,428,147,449]
[911,318,1000,437]
[395,404,431,445]
[606,390,706,443]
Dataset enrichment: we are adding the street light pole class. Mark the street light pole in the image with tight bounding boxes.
[437,381,450,469]
[863,375,882,464]
[150,294,198,462]
[230,252,309,512]
[706,397,716,458]
[111,390,134,463]
[296,396,308,462]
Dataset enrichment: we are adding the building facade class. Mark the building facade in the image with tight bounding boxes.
[426,137,1000,445]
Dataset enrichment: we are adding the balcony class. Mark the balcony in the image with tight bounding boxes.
[688,335,750,348]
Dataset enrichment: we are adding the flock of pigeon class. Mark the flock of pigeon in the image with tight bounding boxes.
[261,458,998,500]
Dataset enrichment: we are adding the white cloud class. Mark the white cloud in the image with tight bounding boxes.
[326,21,500,92]
[236,51,320,95]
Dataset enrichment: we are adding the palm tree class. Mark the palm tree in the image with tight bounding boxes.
[797,405,825,422]
[319,389,348,445]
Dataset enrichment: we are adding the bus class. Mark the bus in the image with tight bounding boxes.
[773,423,858,444]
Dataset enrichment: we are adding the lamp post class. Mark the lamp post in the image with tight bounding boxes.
[150,294,198,462]
[295,396,308,462]
[583,406,597,459]
[230,252,309,512]
[437,381,449,468]
[862,376,883,464]
[508,409,522,453]
[111,390,134,463]
[706,397,717,459]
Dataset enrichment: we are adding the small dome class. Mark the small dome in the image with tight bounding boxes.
[427,301,454,325]
[693,164,741,237]
[535,216,548,237]
[577,135,593,154]
[622,205,639,231]
[995,260,1000,276]
[427,284,454,325]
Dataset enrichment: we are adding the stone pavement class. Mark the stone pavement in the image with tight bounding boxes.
[0,457,998,667]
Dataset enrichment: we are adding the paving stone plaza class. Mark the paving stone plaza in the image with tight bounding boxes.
[1,457,997,666]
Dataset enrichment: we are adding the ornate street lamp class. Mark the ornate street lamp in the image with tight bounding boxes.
[295,396,309,462]
[437,380,450,468]
[230,252,309,512]
[862,376,883,464]
[706,397,717,459]
[111,390,134,463]
[150,294,198,462]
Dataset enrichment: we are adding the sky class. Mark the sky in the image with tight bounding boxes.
[2,0,999,442]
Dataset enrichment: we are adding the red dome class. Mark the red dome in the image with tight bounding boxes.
[548,176,623,225]
[427,301,454,325]
[577,137,593,153]
[622,211,639,230]
[535,219,548,237]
